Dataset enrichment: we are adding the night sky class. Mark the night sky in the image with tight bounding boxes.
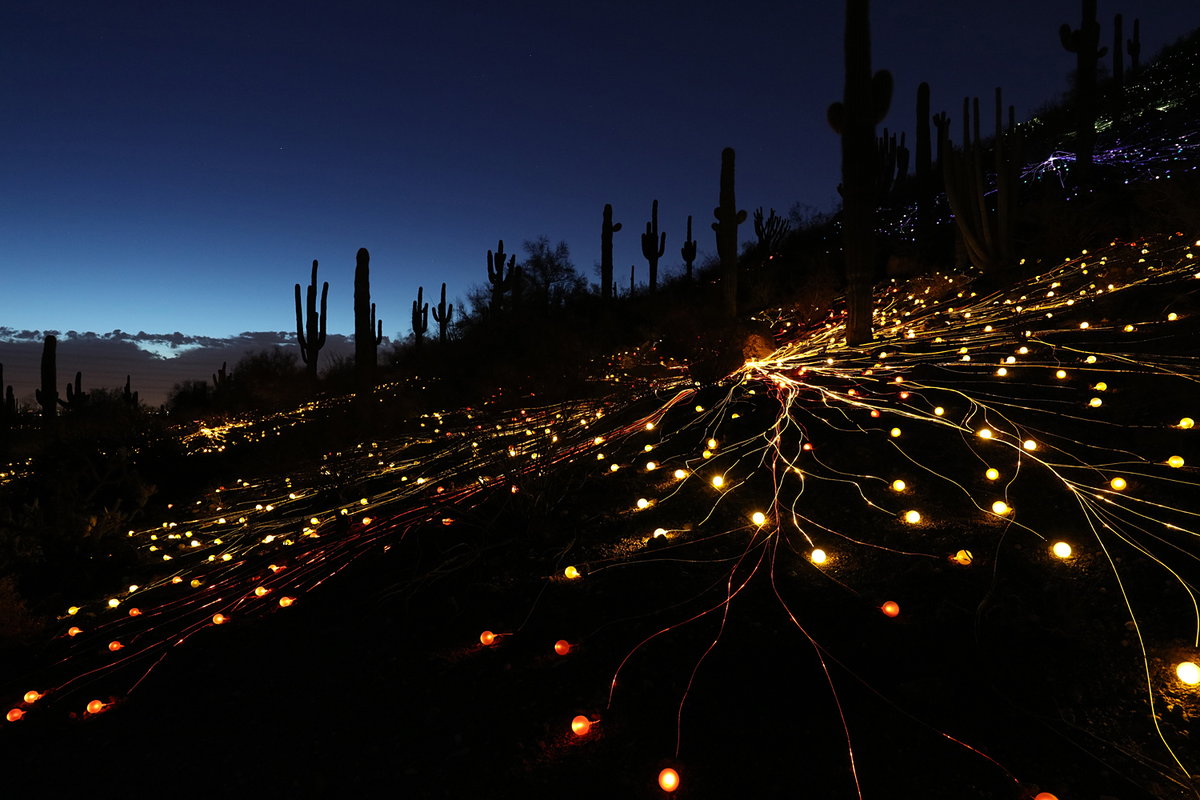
[2,2,1197,360]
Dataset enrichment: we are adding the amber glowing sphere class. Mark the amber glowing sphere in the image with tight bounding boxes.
[278,596,295,608]
[23,691,40,704]
[952,549,974,566]
[1052,541,1073,559]
[750,511,767,526]
[128,608,141,617]
[904,510,921,524]
[1180,417,1195,430]
[658,768,680,792]
[212,614,227,625]
[480,630,496,646]
[86,699,104,715]
[108,640,123,652]
[1110,476,1127,491]
[564,566,581,580]
[254,586,269,597]
[810,549,827,564]
[6,708,24,722]
[1177,661,1200,685]
[570,715,591,736]
[985,468,1000,481]
[881,601,900,618]
[1033,793,1059,800]
[991,501,1010,515]
[891,479,906,492]
[1168,455,1185,468]
[67,626,82,637]
[554,640,571,656]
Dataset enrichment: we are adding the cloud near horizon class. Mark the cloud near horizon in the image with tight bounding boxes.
[0,328,364,406]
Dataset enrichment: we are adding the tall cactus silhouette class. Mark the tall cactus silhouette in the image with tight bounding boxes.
[59,371,88,411]
[0,363,13,431]
[35,335,58,422]
[641,199,666,292]
[294,259,328,382]
[1127,18,1141,72]
[432,282,454,344]
[123,375,139,408]
[680,215,697,281]
[1060,0,1107,181]
[1112,14,1126,124]
[354,247,382,392]
[411,286,429,348]
[752,208,790,259]
[712,147,746,318]
[828,0,892,345]
[487,240,517,314]
[600,205,622,301]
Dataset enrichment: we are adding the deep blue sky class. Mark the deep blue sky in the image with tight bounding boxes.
[3,1,1198,341]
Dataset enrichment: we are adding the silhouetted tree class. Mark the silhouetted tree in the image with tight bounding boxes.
[520,236,583,308]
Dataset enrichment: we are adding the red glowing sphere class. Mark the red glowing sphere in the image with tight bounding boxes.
[570,715,591,736]
[6,708,24,722]
[86,699,104,714]
[554,639,571,656]
[880,601,900,618]
[108,640,123,652]
[480,630,496,646]
[1033,794,1059,800]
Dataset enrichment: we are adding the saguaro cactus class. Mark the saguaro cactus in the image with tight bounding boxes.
[680,215,697,281]
[752,208,790,259]
[712,147,747,318]
[354,247,382,392]
[59,371,88,411]
[0,364,13,430]
[411,286,429,348]
[1127,18,1141,72]
[432,282,454,344]
[294,259,329,382]
[213,361,230,391]
[35,335,58,421]
[600,205,622,301]
[487,240,517,314]
[1060,0,1107,181]
[828,0,892,345]
[641,199,666,292]
[123,375,139,407]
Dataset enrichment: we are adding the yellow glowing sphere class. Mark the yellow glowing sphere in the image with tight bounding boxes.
[643,444,654,452]
[1022,440,1038,451]
[658,768,680,793]
[751,511,767,526]
[996,367,1008,377]
[190,579,203,588]
[554,640,571,656]
[653,528,668,538]
[952,549,973,565]
[985,468,1000,481]
[1176,661,1200,685]
[1088,397,1102,408]
[23,691,40,704]
[881,601,900,617]
[891,479,906,492]
[86,700,104,715]
[645,422,655,430]
[254,586,269,597]
[1085,356,1097,364]
[707,438,718,449]
[711,475,725,489]
[564,566,581,580]
[1055,370,1067,379]
[991,501,1010,515]
[1168,455,1185,468]
[1052,541,1073,559]
[6,708,24,722]
[673,469,688,479]
[278,596,295,608]
[977,428,993,440]
[934,407,945,416]
[646,461,657,471]
[107,598,120,608]
[889,427,901,437]
[1180,417,1195,430]
[1094,381,1108,391]
[694,405,704,412]
[636,498,650,510]
[904,510,921,524]
[67,606,80,616]
[810,549,827,564]
[1169,312,1179,321]
[570,715,592,736]
[1110,477,1127,491]
[609,464,619,472]
[480,630,496,646]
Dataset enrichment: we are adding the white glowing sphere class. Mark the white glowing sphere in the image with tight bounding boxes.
[985,468,1000,481]
[891,479,906,492]
[991,501,1010,515]
[810,549,827,564]
[904,510,921,524]
[1051,541,1073,559]
[750,512,767,526]
[1177,661,1200,685]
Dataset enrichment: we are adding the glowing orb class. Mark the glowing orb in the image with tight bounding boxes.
[673,469,688,479]
[24,691,41,704]
[1169,312,1179,321]
[1110,477,1127,491]
[1055,370,1067,379]
[891,480,906,492]
[985,468,1000,481]
[564,566,581,580]
[190,579,203,588]
[711,476,725,489]
[645,461,657,471]
[645,422,655,430]
[653,528,667,538]
[86,700,104,714]
[694,405,704,412]
[933,407,945,416]
[658,768,680,792]
[1168,455,1185,468]
[1033,793,1059,800]
[107,598,120,608]
[1094,381,1108,391]
[212,614,227,625]
[1022,440,1038,451]
[609,464,619,472]
[881,601,900,618]
[554,640,571,656]
[977,428,993,440]
[952,550,973,566]
[1051,541,1073,559]
[996,368,1008,377]
[571,715,591,736]
[1180,417,1195,430]
[128,608,141,617]
[810,549,827,564]
[1088,397,1102,408]
[636,498,650,510]
[991,501,1010,515]
[108,641,123,652]
[67,606,80,616]
[750,512,767,526]
[889,427,901,437]
[904,510,921,524]
[254,586,269,597]
[1177,661,1200,685]
[870,410,880,418]
[67,626,82,637]
[480,630,496,646]
[6,708,23,722]
[707,438,718,449]
[278,596,295,608]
